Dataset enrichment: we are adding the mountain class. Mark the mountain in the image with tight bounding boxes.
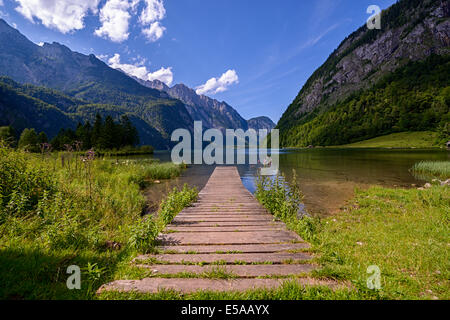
[277,0,450,147]
[0,18,193,148]
[0,20,166,97]
[136,79,250,131]
[247,117,276,132]
[137,78,276,133]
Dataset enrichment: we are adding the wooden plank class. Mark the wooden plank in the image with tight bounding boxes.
[99,278,345,294]
[135,264,317,277]
[157,230,302,245]
[157,243,310,254]
[135,252,311,264]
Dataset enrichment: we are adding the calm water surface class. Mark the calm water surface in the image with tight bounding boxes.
[137,149,449,216]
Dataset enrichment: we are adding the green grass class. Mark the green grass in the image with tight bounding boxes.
[412,161,450,180]
[0,147,197,299]
[254,171,449,300]
[335,131,440,148]
[314,185,449,300]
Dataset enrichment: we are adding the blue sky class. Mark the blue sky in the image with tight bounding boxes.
[0,0,397,123]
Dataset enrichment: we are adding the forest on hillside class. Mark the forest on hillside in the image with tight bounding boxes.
[280,55,450,147]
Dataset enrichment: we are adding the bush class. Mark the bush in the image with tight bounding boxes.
[255,171,304,221]
[0,126,17,147]
[0,147,56,218]
[158,184,198,225]
[128,217,160,253]
[0,147,191,299]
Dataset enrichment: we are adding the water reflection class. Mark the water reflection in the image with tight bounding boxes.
[130,148,449,216]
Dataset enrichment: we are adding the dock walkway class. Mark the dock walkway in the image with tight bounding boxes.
[99,167,340,294]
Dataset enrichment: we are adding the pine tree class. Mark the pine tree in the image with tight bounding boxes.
[92,113,103,149]
[101,115,117,150]
[37,132,48,144]
[120,115,139,147]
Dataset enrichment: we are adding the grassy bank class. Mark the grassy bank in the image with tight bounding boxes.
[412,161,450,180]
[335,131,441,148]
[89,145,154,157]
[313,185,449,300]
[0,147,197,299]
[254,172,449,300]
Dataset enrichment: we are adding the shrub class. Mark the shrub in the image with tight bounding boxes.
[158,184,198,225]
[0,126,17,147]
[128,217,160,253]
[0,147,56,218]
[255,171,304,221]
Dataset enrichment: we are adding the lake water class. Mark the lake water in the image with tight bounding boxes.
[138,148,449,216]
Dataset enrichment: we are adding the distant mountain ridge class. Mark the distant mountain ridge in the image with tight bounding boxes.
[136,78,275,132]
[247,117,276,132]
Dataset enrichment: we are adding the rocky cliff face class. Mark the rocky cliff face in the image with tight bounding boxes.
[0,19,165,99]
[278,0,450,129]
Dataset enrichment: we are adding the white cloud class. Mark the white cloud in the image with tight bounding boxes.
[140,0,166,41]
[146,66,172,85]
[108,53,173,86]
[0,0,4,6]
[140,0,165,24]
[95,54,109,61]
[13,0,168,42]
[196,70,239,95]
[95,0,133,42]
[142,21,165,42]
[15,0,99,34]
[37,42,44,46]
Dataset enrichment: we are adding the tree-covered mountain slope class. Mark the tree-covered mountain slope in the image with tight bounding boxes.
[0,78,168,148]
[280,55,449,147]
[0,18,275,145]
[0,79,76,138]
[277,0,450,147]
